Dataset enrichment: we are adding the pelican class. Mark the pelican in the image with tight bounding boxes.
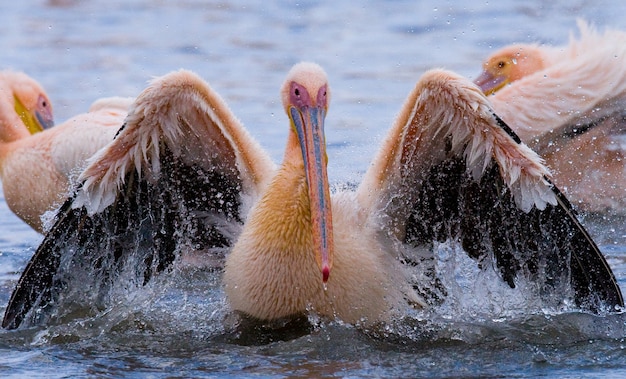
[2,63,622,330]
[474,21,626,213]
[0,91,131,232]
[474,42,563,97]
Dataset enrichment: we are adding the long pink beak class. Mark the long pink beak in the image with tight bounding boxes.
[289,104,334,283]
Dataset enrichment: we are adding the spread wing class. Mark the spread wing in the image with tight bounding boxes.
[357,69,623,312]
[3,70,275,329]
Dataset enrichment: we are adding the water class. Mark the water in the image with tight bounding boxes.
[2,0,626,377]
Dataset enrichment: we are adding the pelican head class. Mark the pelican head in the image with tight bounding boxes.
[0,71,54,136]
[280,62,333,283]
[474,44,547,95]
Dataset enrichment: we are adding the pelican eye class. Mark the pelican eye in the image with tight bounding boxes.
[37,95,50,110]
[294,88,300,96]
[497,61,506,69]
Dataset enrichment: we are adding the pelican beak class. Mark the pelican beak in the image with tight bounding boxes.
[14,94,54,134]
[473,70,508,96]
[289,103,334,283]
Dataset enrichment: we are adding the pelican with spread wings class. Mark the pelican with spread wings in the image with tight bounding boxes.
[3,63,622,330]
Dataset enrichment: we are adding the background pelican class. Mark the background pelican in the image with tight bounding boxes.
[474,21,626,214]
[0,78,131,232]
[2,63,621,330]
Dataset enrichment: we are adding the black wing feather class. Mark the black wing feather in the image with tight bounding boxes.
[3,70,271,330]
[2,143,242,329]
[405,127,624,312]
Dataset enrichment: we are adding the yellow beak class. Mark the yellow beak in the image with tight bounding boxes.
[14,95,54,134]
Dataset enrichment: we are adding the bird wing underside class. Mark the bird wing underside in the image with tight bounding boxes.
[361,69,623,313]
[3,151,241,329]
[2,70,272,329]
[404,153,623,312]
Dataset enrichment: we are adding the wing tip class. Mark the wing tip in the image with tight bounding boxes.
[2,311,17,330]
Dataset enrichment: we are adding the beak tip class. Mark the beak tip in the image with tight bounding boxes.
[322,266,330,283]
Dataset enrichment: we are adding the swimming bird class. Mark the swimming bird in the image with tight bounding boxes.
[0,93,131,233]
[474,21,626,213]
[2,64,622,330]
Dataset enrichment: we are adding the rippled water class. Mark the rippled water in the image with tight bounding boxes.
[2,0,626,377]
